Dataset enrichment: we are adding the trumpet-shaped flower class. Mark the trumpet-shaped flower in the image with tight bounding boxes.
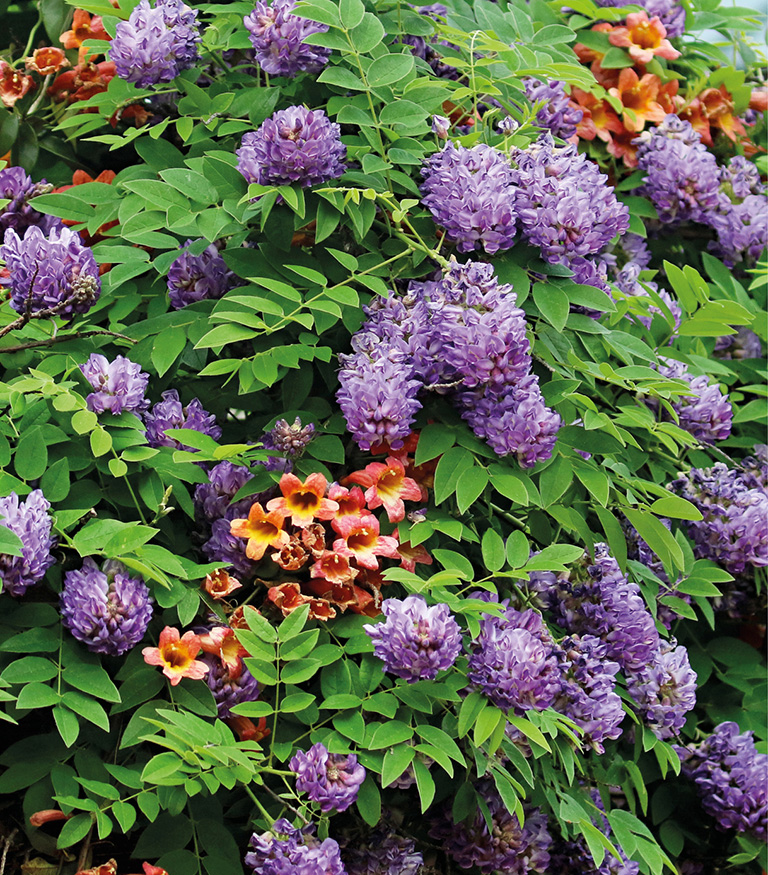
[230,502,290,561]
[267,581,336,620]
[328,483,367,519]
[198,626,246,674]
[332,514,400,570]
[142,627,209,686]
[266,472,339,527]
[348,457,423,523]
[311,551,358,584]
[609,68,667,132]
[202,568,243,600]
[608,12,681,64]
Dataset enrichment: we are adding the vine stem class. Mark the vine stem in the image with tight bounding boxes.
[0,327,137,353]
[245,784,275,824]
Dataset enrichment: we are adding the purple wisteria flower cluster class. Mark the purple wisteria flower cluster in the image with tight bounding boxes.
[678,722,768,838]
[245,818,346,875]
[144,388,222,450]
[714,326,763,360]
[363,594,462,682]
[522,78,584,141]
[0,167,60,238]
[290,742,366,813]
[80,354,150,415]
[706,154,768,267]
[430,781,551,874]
[237,106,346,190]
[653,358,733,443]
[0,490,56,597]
[261,417,316,456]
[341,825,423,875]
[205,657,260,719]
[244,0,331,77]
[1,225,101,318]
[110,0,202,87]
[167,239,236,309]
[60,558,153,657]
[338,259,562,465]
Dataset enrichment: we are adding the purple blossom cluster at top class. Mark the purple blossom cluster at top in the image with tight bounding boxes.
[714,326,763,360]
[1,225,101,318]
[244,0,331,77]
[261,417,316,456]
[110,0,201,87]
[144,389,222,450]
[290,742,366,813]
[341,826,423,875]
[237,106,346,190]
[523,78,583,140]
[60,558,153,657]
[167,240,236,309]
[363,594,462,682]
[245,819,346,875]
[430,781,551,875]
[338,259,561,465]
[653,358,733,443]
[627,639,697,739]
[0,490,56,597]
[595,0,686,37]
[205,657,260,719]
[0,167,61,238]
[679,722,768,838]
[80,354,150,415]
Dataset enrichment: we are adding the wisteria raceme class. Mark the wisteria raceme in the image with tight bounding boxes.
[363,594,462,682]
[705,193,768,267]
[110,0,201,87]
[554,635,624,752]
[1,225,101,318]
[523,78,583,140]
[467,602,561,713]
[203,517,254,579]
[144,389,222,450]
[245,818,346,875]
[718,155,765,200]
[261,417,316,456]
[0,167,60,237]
[420,142,519,254]
[655,358,732,443]
[60,558,153,657]
[236,106,346,189]
[0,490,56,597]
[205,657,260,719]
[679,722,768,838]
[194,461,256,527]
[80,354,150,415]
[167,239,236,308]
[627,640,697,739]
[431,782,551,875]
[714,326,763,360]
[341,826,423,875]
[244,0,331,77]
[513,136,629,263]
[290,742,366,813]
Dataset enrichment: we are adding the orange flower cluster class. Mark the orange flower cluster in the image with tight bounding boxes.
[228,435,433,621]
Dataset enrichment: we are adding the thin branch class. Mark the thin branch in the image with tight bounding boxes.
[0,828,17,875]
[0,327,136,353]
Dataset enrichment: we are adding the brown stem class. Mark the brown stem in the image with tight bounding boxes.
[0,327,136,353]
[261,783,309,825]
[0,828,17,875]
[75,822,94,871]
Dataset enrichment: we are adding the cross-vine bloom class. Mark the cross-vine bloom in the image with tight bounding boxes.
[142,626,209,685]
[266,472,339,527]
[230,502,290,561]
[0,167,60,237]
[203,568,243,600]
[679,722,768,838]
[1,225,100,318]
[144,389,221,450]
[236,106,346,189]
[655,358,732,443]
[167,239,235,309]
[332,513,400,570]
[627,640,697,739]
[61,559,153,657]
[364,594,462,682]
[205,656,260,719]
[608,11,681,63]
[420,142,519,253]
[0,490,56,597]
[290,742,366,813]
[523,78,583,140]
[110,0,201,87]
[60,8,110,49]
[348,457,422,523]
[0,60,34,107]
[79,354,150,415]
[245,819,346,875]
[244,0,331,77]
[467,603,562,713]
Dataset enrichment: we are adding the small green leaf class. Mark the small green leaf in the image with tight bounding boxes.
[481,529,506,573]
[356,775,381,826]
[63,664,121,703]
[367,53,415,87]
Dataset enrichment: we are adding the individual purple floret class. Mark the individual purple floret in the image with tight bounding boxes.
[679,722,768,839]
[523,78,583,140]
[110,0,201,87]
[0,167,61,238]
[245,818,346,875]
[0,490,56,597]
[514,135,629,263]
[554,635,624,753]
[431,781,551,875]
[363,594,462,682]
[627,639,697,739]
[655,358,732,443]
[244,0,331,77]
[718,155,764,200]
[714,327,763,360]
[144,389,222,450]
[420,142,519,254]
[290,742,366,813]
[342,826,423,875]
[467,602,561,713]
[205,657,260,719]
[167,239,236,309]
[237,106,346,190]
[635,117,721,225]
[79,354,150,415]
[548,544,661,675]
[60,558,153,657]
[1,225,100,318]
[261,417,315,457]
